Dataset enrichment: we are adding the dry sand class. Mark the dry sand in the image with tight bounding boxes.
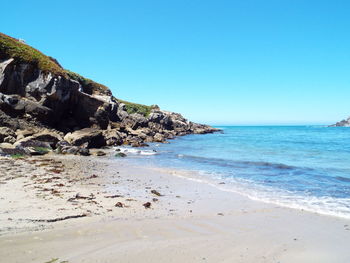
[0,153,349,263]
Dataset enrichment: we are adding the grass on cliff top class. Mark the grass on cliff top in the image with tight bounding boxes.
[0,32,110,95]
[0,33,66,76]
[66,70,111,95]
[0,32,153,115]
[118,99,153,117]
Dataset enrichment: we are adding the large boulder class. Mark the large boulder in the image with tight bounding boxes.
[117,103,128,120]
[64,128,106,148]
[0,109,20,129]
[69,92,110,129]
[14,130,62,148]
[14,137,51,149]
[0,127,15,143]
[16,129,37,140]
[103,129,123,146]
[148,111,165,123]
[56,141,90,156]
[130,113,148,130]
[153,133,165,143]
[189,122,220,134]
[0,93,54,124]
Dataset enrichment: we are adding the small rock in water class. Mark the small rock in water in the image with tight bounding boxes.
[115,152,127,158]
[95,151,106,156]
[143,202,151,209]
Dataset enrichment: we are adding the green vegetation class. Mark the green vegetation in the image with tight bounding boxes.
[10,153,25,159]
[0,33,66,76]
[66,70,111,95]
[33,147,50,154]
[118,99,152,117]
[0,32,154,113]
[0,33,110,95]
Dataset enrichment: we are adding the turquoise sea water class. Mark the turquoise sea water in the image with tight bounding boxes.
[125,126,350,218]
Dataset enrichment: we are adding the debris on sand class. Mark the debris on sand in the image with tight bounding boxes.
[105,194,123,198]
[143,202,151,209]
[67,193,95,202]
[28,214,87,223]
[151,190,162,196]
[115,202,124,208]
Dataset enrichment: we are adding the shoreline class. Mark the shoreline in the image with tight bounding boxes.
[1,153,350,262]
[121,147,350,220]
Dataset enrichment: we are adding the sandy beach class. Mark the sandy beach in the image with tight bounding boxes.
[0,153,350,263]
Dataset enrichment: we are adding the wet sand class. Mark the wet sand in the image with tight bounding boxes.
[0,154,349,262]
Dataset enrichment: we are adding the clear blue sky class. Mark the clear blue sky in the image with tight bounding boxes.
[1,0,349,125]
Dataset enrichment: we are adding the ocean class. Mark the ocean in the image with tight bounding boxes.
[121,126,350,219]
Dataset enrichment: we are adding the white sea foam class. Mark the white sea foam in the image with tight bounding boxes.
[160,167,350,219]
[116,146,158,156]
[121,125,350,219]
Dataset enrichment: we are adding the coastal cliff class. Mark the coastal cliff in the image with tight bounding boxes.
[330,117,350,127]
[0,33,218,156]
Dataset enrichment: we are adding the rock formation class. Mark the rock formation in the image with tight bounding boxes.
[330,117,350,127]
[0,33,219,156]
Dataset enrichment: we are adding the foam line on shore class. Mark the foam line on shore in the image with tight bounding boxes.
[147,165,350,219]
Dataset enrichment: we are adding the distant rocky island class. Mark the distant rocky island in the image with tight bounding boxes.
[0,33,219,156]
[330,117,350,127]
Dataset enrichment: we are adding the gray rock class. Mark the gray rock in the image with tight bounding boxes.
[64,128,106,148]
[14,130,63,148]
[103,129,123,146]
[0,57,116,130]
[14,137,52,149]
[330,117,350,127]
[130,113,148,130]
[0,127,15,142]
[78,147,90,156]
[56,141,90,156]
[26,146,50,156]
[0,143,27,156]
[153,133,165,142]
[115,152,127,157]
[148,111,164,123]
[3,135,16,144]
[95,150,106,156]
[16,129,36,140]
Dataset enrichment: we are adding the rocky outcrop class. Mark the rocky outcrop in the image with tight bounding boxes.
[14,130,62,149]
[0,32,220,156]
[330,117,350,127]
[64,128,106,148]
[0,127,15,143]
[0,57,115,131]
[56,141,90,156]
